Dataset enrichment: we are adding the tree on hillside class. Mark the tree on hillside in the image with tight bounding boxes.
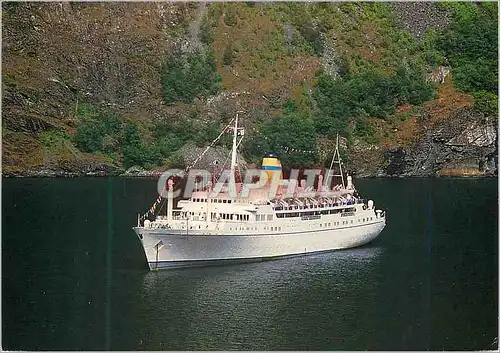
[244,102,317,167]
[162,51,221,105]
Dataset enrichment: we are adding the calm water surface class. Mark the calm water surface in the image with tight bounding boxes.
[2,177,498,350]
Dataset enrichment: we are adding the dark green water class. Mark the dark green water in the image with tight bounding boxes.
[2,177,498,350]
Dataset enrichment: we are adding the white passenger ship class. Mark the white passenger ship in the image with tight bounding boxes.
[134,114,386,270]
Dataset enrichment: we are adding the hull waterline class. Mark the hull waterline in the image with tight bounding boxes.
[134,220,385,270]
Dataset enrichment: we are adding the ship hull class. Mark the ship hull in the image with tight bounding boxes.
[134,221,385,270]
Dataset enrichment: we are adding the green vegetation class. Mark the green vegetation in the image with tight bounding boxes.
[120,122,162,169]
[439,3,497,92]
[40,129,71,150]
[74,110,120,153]
[266,2,333,57]
[243,102,317,167]
[432,2,498,115]
[73,105,161,168]
[420,29,448,69]
[162,51,221,105]
[472,90,498,117]
[313,64,436,138]
[73,102,230,169]
[30,3,497,172]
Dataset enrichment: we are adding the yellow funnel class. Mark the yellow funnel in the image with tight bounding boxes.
[261,153,282,182]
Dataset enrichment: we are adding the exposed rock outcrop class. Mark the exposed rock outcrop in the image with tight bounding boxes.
[122,166,163,177]
[4,161,123,178]
[382,109,497,177]
[391,2,452,40]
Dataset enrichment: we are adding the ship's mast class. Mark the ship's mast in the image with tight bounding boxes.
[325,133,345,190]
[230,112,239,182]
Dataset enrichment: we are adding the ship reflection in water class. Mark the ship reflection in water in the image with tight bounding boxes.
[136,246,384,350]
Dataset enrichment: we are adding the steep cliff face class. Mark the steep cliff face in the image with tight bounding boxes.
[2,2,497,177]
[383,109,497,177]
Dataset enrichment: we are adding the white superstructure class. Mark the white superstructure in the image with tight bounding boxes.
[133,114,386,270]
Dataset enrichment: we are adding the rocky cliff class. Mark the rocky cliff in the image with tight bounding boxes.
[2,2,497,177]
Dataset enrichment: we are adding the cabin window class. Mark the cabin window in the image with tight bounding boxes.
[228,200,232,204]
[223,199,227,203]
[267,215,273,221]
